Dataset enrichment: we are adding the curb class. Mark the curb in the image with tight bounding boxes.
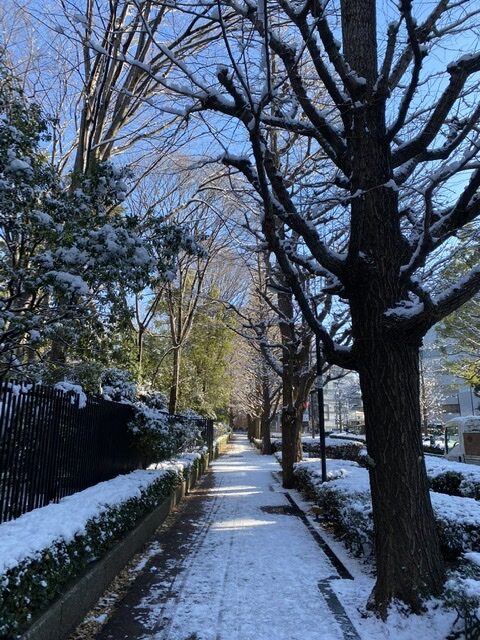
[20,443,227,640]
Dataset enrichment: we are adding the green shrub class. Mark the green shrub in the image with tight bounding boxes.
[303,440,367,467]
[0,470,182,638]
[459,477,480,501]
[294,462,480,562]
[423,444,444,455]
[129,405,202,467]
[444,558,480,639]
[430,471,464,497]
[294,462,373,556]
[427,468,480,501]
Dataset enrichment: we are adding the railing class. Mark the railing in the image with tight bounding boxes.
[0,380,140,523]
[0,380,214,524]
[203,419,215,457]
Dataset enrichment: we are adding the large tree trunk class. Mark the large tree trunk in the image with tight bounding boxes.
[281,395,305,486]
[277,287,305,486]
[281,407,298,487]
[247,414,255,441]
[277,307,312,483]
[356,337,444,614]
[347,163,445,613]
[340,0,445,613]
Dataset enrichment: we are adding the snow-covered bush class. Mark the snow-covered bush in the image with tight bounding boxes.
[302,439,480,500]
[428,467,480,501]
[303,439,368,467]
[430,471,464,497]
[0,467,184,638]
[294,459,480,560]
[100,367,138,403]
[140,389,168,411]
[294,460,373,556]
[53,380,88,409]
[444,554,480,638]
[52,361,105,395]
[129,404,203,467]
[459,476,480,501]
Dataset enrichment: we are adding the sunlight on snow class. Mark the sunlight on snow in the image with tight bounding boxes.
[211,518,276,531]
[209,485,257,492]
[208,485,261,497]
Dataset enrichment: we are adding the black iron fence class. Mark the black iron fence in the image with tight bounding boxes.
[0,380,214,524]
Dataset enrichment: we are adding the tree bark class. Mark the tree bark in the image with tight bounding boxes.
[356,338,444,614]
[168,345,181,415]
[278,288,299,487]
[276,287,312,485]
[261,375,273,454]
[281,407,298,488]
[137,325,145,382]
[247,414,255,441]
[346,135,446,614]
[340,0,445,612]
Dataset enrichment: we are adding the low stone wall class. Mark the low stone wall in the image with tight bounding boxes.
[21,440,229,640]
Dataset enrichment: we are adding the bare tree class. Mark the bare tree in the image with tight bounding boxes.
[92,0,480,614]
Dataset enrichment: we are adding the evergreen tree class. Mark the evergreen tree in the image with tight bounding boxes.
[0,54,185,378]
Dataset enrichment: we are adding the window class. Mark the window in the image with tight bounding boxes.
[443,404,460,413]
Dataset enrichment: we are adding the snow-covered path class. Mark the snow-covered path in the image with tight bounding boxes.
[95,434,358,640]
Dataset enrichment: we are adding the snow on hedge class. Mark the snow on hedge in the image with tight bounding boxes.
[0,455,200,575]
[426,456,480,476]
[297,457,480,507]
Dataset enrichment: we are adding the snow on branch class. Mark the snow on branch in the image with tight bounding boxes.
[387,0,450,91]
[276,0,351,129]
[429,166,480,242]
[393,52,480,166]
[385,266,480,335]
[222,0,349,171]
[387,0,427,141]
[222,148,346,281]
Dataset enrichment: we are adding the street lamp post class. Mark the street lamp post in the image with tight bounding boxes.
[315,333,327,483]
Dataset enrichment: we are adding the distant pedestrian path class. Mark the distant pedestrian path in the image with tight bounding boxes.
[92,433,357,640]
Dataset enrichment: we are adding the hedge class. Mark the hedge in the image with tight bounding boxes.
[302,440,480,500]
[294,459,480,560]
[294,459,480,633]
[0,463,194,638]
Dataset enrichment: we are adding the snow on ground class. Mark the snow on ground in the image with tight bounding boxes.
[125,435,349,640]
[97,435,459,640]
[0,458,194,574]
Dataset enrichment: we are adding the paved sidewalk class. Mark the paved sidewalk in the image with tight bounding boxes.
[93,433,358,640]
